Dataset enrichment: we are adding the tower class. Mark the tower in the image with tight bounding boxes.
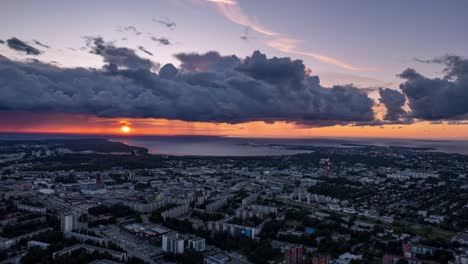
[61,213,77,233]
[285,245,304,264]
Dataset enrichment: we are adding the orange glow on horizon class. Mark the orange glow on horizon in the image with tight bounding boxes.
[0,116,467,140]
[0,112,467,139]
[120,125,131,134]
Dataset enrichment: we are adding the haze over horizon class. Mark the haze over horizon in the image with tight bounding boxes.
[1,0,468,139]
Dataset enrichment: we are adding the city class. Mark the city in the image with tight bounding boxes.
[0,138,467,263]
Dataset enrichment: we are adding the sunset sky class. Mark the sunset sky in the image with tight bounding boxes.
[1,0,468,139]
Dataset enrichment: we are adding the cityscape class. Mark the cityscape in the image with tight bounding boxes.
[0,138,467,263]
[1,0,468,263]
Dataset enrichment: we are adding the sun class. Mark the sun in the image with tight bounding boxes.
[120,125,131,133]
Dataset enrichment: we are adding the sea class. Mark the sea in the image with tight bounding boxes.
[1,133,467,157]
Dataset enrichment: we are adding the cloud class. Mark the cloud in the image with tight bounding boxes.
[378,88,407,121]
[236,51,305,84]
[353,118,414,127]
[206,0,369,71]
[85,37,158,71]
[159,63,179,79]
[0,41,376,126]
[118,26,142,35]
[359,87,380,93]
[214,1,278,36]
[398,55,468,120]
[315,72,393,89]
[0,111,94,129]
[206,0,236,4]
[447,120,468,125]
[151,37,172,46]
[6,38,42,55]
[138,46,153,56]
[174,51,240,72]
[154,18,176,30]
[33,40,50,49]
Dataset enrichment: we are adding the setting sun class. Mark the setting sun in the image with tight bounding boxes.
[120,125,131,133]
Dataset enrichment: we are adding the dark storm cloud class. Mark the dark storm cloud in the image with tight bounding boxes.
[159,63,178,79]
[33,40,50,49]
[353,118,414,127]
[6,38,41,55]
[0,40,376,125]
[236,51,305,84]
[138,46,153,56]
[378,88,407,121]
[151,37,172,46]
[85,37,158,71]
[175,51,240,72]
[398,55,468,120]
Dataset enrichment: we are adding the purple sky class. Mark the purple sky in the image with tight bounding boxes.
[1,0,466,89]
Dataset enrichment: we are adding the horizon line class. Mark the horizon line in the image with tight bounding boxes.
[0,131,467,141]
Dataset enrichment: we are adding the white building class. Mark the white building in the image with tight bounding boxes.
[249,204,277,215]
[207,221,257,240]
[162,232,185,254]
[80,184,107,195]
[27,240,50,249]
[206,198,228,212]
[188,237,206,252]
[16,203,47,213]
[241,194,258,205]
[387,170,439,181]
[161,205,189,220]
[61,213,77,233]
[124,200,167,213]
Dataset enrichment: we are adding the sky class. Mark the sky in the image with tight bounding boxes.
[0,0,468,139]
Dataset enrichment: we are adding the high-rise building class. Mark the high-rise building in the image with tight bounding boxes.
[61,213,77,233]
[162,232,185,254]
[188,237,206,252]
[285,245,304,264]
